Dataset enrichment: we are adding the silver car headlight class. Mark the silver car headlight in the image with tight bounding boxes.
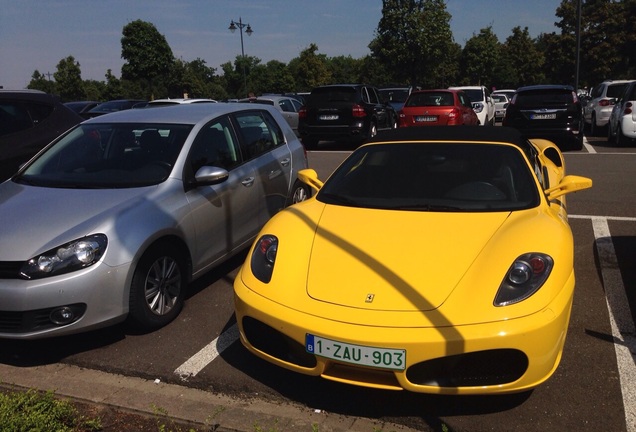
[250,235,278,283]
[20,234,107,280]
[494,253,553,306]
[472,102,484,113]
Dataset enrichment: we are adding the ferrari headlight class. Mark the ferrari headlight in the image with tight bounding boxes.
[20,234,107,280]
[250,235,278,283]
[494,253,553,306]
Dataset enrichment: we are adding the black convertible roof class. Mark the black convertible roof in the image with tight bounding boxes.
[372,126,533,152]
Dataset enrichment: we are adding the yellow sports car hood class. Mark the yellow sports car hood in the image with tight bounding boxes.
[306,205,510,311]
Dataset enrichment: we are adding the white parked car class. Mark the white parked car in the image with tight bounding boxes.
[491,93,509,123]
[147,98,218,106]
[607,80,636,146]
[449,85,495,126]
[583,80,633,136]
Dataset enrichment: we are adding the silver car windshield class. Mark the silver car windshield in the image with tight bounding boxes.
[317,143,540,212]
[16,123,193,188]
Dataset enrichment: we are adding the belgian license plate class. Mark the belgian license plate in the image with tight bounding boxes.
[306,334,406,370]
[319,114,339,120]
[415,115,436,122]
[531,113,556,120]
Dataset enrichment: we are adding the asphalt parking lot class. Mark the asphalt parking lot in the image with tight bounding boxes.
[0,134,635,432]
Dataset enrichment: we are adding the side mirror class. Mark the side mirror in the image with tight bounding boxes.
[298,168,324,192]
[190,166,229,188]
[545,175,592,200]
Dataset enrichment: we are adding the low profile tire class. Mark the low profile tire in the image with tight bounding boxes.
[287,180,311,206]
[128,243,186,331]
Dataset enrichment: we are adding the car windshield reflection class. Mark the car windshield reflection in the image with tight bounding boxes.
[317,143,540,212]
[16,123,193,188]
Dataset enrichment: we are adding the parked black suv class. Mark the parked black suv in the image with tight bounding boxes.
[0,90,83,181]
[503,85,583,151]
[298,84,397,149]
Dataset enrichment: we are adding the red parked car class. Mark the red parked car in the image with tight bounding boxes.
[398,89,479,127]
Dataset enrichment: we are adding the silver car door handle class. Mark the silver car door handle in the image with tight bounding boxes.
[280,158,291,166]
[268,169,282,180]
[241,177,255,187]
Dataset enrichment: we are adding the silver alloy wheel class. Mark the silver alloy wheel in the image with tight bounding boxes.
[144,256,182,316]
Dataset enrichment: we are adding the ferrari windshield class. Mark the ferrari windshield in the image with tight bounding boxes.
[317,143,540,212]
[15,123,193,188]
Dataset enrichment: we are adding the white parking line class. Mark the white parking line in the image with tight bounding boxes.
[588,216,636,431]
[583,135,596,153]
[174,323,239,381]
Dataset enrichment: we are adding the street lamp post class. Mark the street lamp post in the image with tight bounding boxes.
[228,17,253,97]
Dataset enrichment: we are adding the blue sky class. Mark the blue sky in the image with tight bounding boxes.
[0,0,562,90]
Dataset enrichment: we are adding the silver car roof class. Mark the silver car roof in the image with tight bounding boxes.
[82,103,277,126]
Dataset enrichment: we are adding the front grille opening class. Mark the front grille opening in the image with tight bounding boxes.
[323,362,402,390]
[406,349,528,387]
[242,317,317,368]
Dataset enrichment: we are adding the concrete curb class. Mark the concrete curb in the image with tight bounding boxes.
[0,362,419,431]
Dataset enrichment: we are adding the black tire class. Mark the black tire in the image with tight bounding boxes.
[607,123,615,145]
[617,127,629,147]
[367,121,377,141]
[287,180,311,206]
[128,243,186,331]
[590,114,598,136]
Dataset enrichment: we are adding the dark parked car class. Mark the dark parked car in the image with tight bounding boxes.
[503,85,584,151]
[82,99,146,119]
[298,84,397,149]
[0,90,83,182]
[64,100,100,114]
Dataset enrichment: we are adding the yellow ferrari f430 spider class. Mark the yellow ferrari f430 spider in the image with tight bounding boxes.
[234,126,592,395]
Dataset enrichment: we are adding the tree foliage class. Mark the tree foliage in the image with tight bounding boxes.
[369,0,455,87]
[53,56,84,101]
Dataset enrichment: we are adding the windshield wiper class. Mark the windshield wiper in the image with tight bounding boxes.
[391,204,463,211]
[319,192,360,207]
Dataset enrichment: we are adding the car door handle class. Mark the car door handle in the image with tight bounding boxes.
[280,158,291,167]
[241,177,255,187]
[268,169,282,180]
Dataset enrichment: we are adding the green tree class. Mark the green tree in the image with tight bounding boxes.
[289,44,332,91]
[220,55,261,98]
[27,70,56,94]
[121,19,175,98]
[368,0,455,87]
[624,0,636,76]
[82,79,106,101]
[327,55,363,84]
[53,56,84,101]
[460,26,500,87]
[579,0,626,85]
[496,27,544,88]
[248,60,295,95]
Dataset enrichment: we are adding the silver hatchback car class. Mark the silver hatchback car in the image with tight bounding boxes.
[0,103,310,339]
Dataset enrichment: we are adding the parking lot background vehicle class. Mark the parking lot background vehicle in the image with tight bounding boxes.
[492,93,510,122]
[238,95,303,136]
[449,85,495,126]
[503,84,584,151]
[0,103,309,339]
[0,90,83,182]
[378,86,412,111]
[608,80,636,146]
[298,84,397,149]
[583,79,634,136]
[398,89,478,126]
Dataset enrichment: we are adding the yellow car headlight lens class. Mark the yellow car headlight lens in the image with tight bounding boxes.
[494,253,553,306]
[250,235,278,283]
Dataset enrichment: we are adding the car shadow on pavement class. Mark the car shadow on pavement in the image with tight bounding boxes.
[220,339,532,428]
